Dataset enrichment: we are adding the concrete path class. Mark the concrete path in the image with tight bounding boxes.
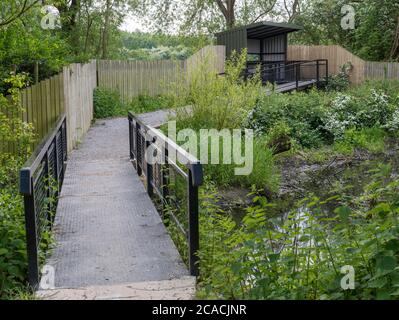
[40,118,193,299]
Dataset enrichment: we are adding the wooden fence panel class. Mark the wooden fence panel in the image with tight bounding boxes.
[365,61,399,80]
[97,45,225,102]
[288,45,366,84]
[1,61,96,153]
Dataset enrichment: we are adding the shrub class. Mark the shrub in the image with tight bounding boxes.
[0,74,35,299]
[247,89,331,148]
[325,63,351,92]
[174,49,263,131]
[248,81,399,149]
[203,135,280,191]
[128,94,175,114]
[169,51,279,190]
[93,87,126,119]
[197,165,399,300]
[334,127,387,155]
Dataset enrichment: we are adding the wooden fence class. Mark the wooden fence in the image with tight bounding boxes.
[364,61,399,80]
[97,45,226,102]
[63,61,97,151]
[1,47,225,153]
[1,60,96,153]
[5,44,398,155]
[288,45,399,84]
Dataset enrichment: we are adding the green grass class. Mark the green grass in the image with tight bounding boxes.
[333,127,387,156]
[93,87,126,118]
[128,94,175,114]
[94,87,176,118]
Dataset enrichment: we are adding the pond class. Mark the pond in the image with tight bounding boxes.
[220,143,399,224]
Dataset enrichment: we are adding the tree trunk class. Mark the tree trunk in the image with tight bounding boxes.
[390,16,399,60]
[226,0,236,29]
[102,0,111,59]
[215,0,236,29]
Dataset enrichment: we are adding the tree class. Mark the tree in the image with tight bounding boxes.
[291,0,399,61]
[0,0,41,27]
[136,0,280,34]
[390,16,399,60]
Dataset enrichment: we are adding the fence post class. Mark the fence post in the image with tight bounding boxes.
[188,170,199,276]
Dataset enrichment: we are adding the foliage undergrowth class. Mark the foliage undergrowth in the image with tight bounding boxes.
[93,87,126,118]
[94,87,176,118]
[247,80,399,154]
[128,94,175,114]
[197,164,399,300]
[167,50,279,190]
[0,74,36,299]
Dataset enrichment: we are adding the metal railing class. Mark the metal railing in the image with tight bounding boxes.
[246,59,329,91]
[20,114,68,289]
[128,112,203,276]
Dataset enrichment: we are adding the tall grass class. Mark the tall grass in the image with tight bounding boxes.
[174,49,264,131]
[166,50,279,190]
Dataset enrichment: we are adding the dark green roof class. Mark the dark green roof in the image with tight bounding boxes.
[216,21,302,39]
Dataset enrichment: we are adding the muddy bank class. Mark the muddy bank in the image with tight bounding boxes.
[218,140,399,221]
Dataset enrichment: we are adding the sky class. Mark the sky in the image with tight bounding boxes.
[120,14,149,32]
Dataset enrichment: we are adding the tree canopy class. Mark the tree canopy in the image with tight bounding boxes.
[0,0,398,90]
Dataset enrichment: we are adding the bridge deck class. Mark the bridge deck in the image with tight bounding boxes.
[275,80,318,93]
[45,118,190,296]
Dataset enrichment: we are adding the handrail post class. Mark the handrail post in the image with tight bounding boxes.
[145,139,154,197]
[162,147,170,223]
[136,125,143,176]
[326,60,329,86]
[296,63,300,90]
[23,179,40,289]
[316,60,320,87]
[188,169,199,276]
[129,116,133,161]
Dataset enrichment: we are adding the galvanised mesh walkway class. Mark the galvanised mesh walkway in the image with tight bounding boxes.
[46,118,189,290]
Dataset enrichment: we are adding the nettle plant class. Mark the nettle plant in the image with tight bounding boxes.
[0,73,35,186]
[197,165,399,300]
[0,73,35,298]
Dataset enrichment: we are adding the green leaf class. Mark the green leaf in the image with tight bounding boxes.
[368,277,388,289]
[384,239,399,252]
[375,255,397,277]
[231,262,242,275]
[0,248,8,256]
[268,253,280,263]
[334,206,351,223]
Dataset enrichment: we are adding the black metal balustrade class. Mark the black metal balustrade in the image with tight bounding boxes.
[246,59,329,91]
[128,112,203,276]
[20,114,68,289]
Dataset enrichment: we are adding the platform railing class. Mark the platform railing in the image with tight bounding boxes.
[20,114,68,289]
[246,59,329,91]
[128,112,203,276]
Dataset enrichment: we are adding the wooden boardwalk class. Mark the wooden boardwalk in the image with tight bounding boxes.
[38,118,195,300]
[275,80,318,93]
